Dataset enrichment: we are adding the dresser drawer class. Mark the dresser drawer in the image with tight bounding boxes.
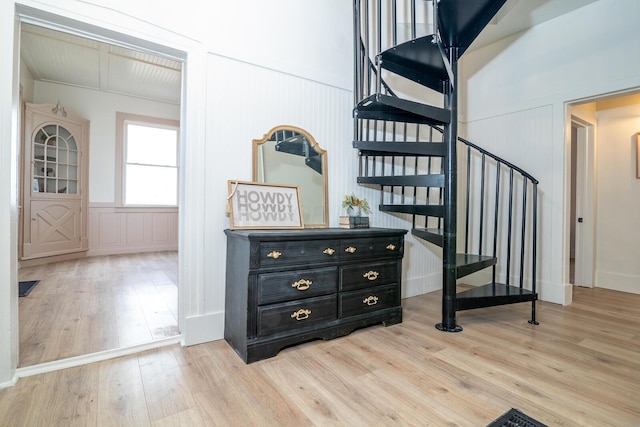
[338,284,399,318]
[340,236,402,260]
[259,240,339,267]
[257,267,337,304]
[340,261,399,291]
[256,295,337,337]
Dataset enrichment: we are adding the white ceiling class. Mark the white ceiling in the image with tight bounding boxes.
[19,0,599,103]
[470,0,600,50]
[20,23,182,104]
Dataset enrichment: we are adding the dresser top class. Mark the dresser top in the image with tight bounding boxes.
[225,227,407,241]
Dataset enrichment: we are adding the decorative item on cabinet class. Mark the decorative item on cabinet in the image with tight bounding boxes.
[227,180,304,230]
[224,227,406,363]
[340,193,370,228]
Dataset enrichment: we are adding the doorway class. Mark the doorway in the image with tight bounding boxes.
[16,12,184,367]
[568,114,595,287]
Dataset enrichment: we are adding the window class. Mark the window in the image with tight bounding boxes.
[116,113,180,206]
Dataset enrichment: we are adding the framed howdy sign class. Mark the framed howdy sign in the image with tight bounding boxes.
[227,180,304,229]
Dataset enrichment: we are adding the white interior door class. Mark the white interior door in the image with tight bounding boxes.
[572,117,595,287]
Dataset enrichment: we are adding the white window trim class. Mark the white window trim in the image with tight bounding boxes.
[115,112,180,207]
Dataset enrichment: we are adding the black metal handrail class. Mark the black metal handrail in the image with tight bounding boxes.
[458,136,539,185]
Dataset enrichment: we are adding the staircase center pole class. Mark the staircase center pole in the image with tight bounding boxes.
[436,47,462,332]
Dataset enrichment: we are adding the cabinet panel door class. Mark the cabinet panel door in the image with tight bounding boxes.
[25,199,82,257]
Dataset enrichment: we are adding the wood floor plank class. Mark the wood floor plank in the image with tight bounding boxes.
[96,355,151,427]
[18,251,178,366]
[138,348,196,422]
[31,364,100,426]
[3,285,640,426]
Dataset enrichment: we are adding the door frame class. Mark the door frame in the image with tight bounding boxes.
[569,114,596,288]
[13,5,187,372]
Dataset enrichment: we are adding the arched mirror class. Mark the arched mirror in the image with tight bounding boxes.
[253,125,328,228]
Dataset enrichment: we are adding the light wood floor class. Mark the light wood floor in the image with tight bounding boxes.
[2,285,639,426]
[18,252,179,367]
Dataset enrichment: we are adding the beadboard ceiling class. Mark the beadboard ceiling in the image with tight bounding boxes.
[19,0,598,104]
[20,23,182,104]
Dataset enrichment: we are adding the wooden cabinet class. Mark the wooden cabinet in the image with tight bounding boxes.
[224,228,406,363]
[21,103,89,260]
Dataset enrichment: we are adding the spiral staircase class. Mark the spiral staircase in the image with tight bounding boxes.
[353,0,539,331]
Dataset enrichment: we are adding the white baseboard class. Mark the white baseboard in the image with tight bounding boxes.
[595,271,640,295]
[403,272,442,299]
[87,245,177,257]
[183,311,224,346]
[539,280,571,305]
[0,374,18,390]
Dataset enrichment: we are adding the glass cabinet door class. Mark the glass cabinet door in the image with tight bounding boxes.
[32,124,79,195]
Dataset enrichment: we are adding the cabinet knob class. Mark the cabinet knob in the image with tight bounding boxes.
[386,244,396,251]
[362,296,379,306]
[323,248,335,256]
[291,279,312,291]
[290,308,311,321]
[345,246,357,254]
[267,251,282,259]
[363,271,379,281]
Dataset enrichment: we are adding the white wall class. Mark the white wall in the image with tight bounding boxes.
[593,96,640,294]
[0,0,355,386]
[460,0,640,305]
[32,81,180,203]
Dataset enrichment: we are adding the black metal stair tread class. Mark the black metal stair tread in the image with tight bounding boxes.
[437,0,508,57]
[353,141,446,157]
[455,253,496,279]
[411,228,443,246]
[358,174,444,188]
[379,35,448,93]
[456,282,537,311]
[354,94,450,126]
[379,204,443,217]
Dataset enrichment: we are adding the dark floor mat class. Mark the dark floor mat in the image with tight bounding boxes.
[487,408,547,427]
[19,280,41,297]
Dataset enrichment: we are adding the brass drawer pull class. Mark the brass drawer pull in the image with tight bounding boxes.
[291,279,312,291]
[345,246,357,254]
[323,248,336,256]
[363,296,379,306]
[363,271,379,281]
[291,308,311,321]
[267,251,282,259]
[386,244,396,251]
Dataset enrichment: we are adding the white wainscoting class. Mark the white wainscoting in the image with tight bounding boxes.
[88,204,178,256]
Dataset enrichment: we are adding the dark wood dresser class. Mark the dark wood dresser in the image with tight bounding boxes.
[224,227,407,363]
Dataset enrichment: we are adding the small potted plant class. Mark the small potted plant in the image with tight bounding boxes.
[342,193,371,217]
